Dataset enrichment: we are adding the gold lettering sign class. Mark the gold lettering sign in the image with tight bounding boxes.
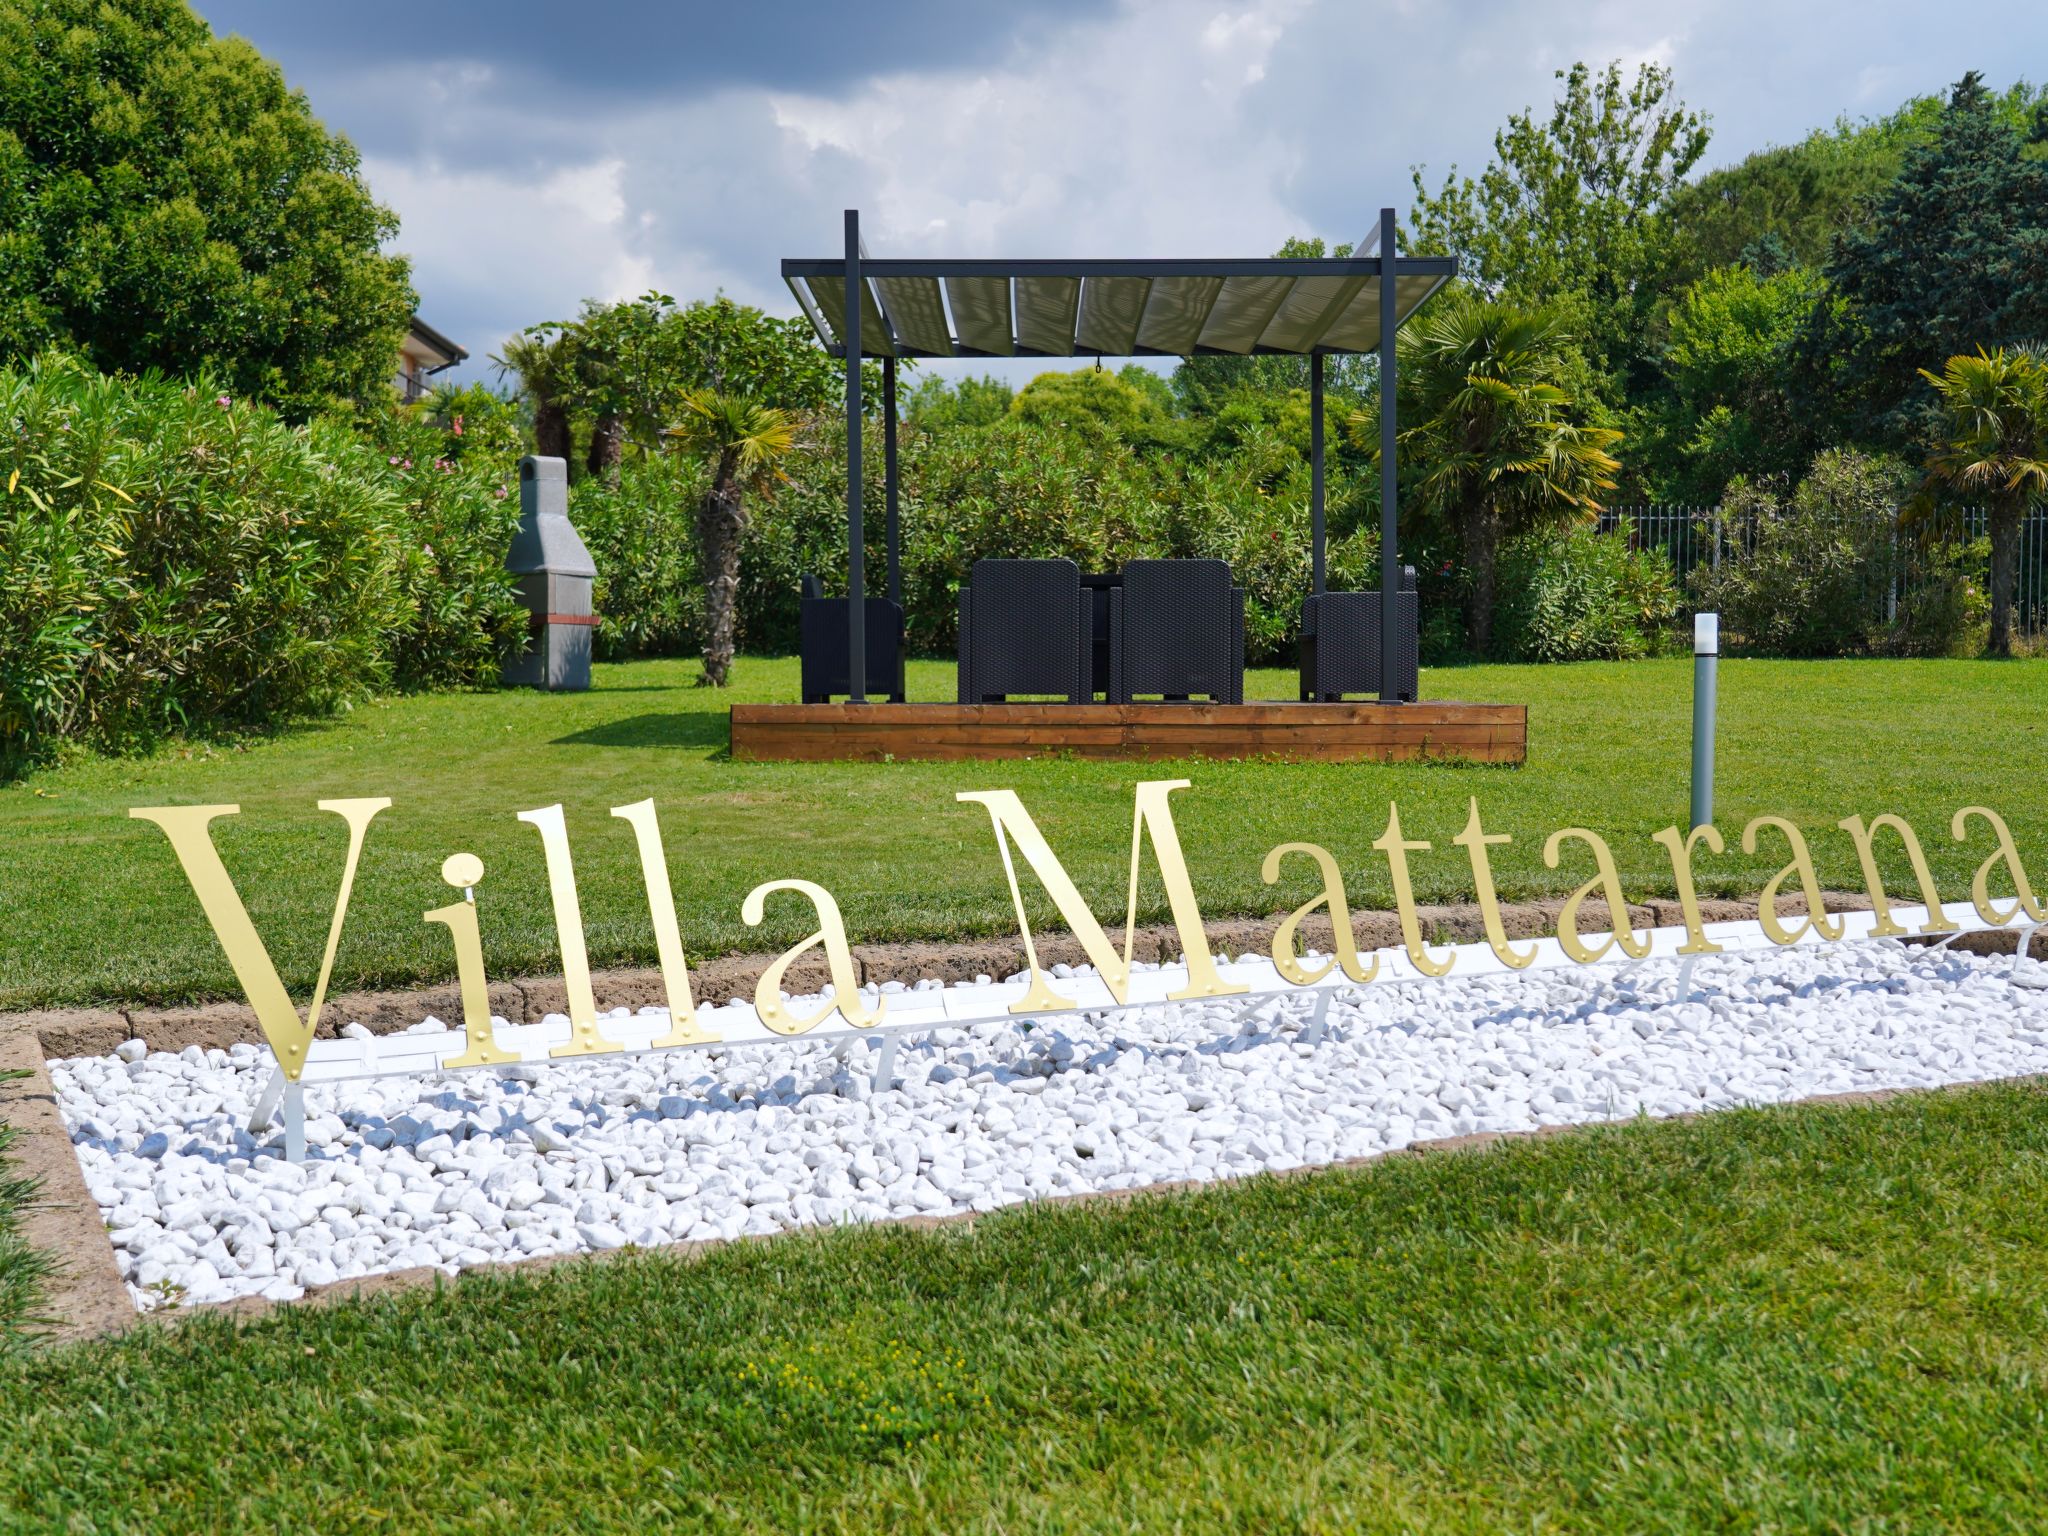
[612,798,716,1047]
[130,799,389,1082]
[1261,842,1378,986]
[432,852,517,1069]
[125,788,2047,1088]
[1742,815,1842,944]
[741,879,878,1034]
[1651,824,1727,956]
[1542,827,1648,964]
[1371,802,1453,976]
[1453,798,1535,969]
[1837,813,1958,937]
[957,781,1247,1014]
[517,804,612,1057]
[1952,805,2046,927]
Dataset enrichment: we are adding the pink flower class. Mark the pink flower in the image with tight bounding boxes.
[215,394,231,410]
[452,415,464,436]
[401,458,413,469]
[494,485,508,500]
[388,456,401,466]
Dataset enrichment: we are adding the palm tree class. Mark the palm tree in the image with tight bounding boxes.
[491,329,579,463]
[663,390,796,686]
[1915,347,2048,656]
[1355,296,1621,657]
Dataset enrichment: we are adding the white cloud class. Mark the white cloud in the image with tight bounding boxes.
[369,154,656,363]
[344,0,2048,389]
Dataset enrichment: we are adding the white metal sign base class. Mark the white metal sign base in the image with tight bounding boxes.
[247,904,2037,1162]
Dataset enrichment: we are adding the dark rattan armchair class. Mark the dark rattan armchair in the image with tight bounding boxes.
[956,558,1090,704]
[798,573,906,702]
[1298,566,1419,702]
[1111,559,1244,704]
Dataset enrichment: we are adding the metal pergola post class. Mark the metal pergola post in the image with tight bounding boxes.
[843,209,866,703]
[883,355,901,607]
[1377,206,1400,704]
[1310,351,1325,595]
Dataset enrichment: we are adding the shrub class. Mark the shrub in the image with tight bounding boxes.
[1689,449,1913,656]
[342,401,527,689]
[1890,530,1992,656]
[1492,519,1680,661]
[572,455,706,661]
[0,354,409,759]
[737,415,1380,666]
[0,355,530,769]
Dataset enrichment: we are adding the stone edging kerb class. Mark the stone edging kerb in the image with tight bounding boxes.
[14,889,2018,1061]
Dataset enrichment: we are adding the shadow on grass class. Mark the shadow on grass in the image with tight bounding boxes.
[549,713,730,751]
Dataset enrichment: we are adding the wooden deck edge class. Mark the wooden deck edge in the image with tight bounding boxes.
[728,701,1529,764]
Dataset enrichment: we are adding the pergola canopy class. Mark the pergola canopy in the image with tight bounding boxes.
[782,252,1456,361]
[791,209,1456,705]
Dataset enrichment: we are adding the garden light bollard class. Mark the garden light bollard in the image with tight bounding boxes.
[1692,611,1718,832]
[502,455,597,691]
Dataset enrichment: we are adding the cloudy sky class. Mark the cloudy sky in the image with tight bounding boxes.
[193,0,2045,389]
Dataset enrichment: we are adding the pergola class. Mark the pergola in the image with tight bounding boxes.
[781,208,1456,702]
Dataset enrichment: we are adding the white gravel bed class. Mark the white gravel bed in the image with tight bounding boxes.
[51,940,2048,1312]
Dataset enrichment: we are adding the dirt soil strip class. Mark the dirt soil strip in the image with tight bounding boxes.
[0,895,2027,1344]
[0,1019,139,1342]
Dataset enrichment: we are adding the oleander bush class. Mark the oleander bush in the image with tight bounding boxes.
[1492,517,1681,662]
[572,453,707,661]
[0,354,523,769]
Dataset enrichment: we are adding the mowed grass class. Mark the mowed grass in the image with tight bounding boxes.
[0,655,2042,1009]
[0,1083,2045,1531]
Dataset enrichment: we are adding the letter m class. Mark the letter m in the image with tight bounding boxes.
[957,780,1245,1014]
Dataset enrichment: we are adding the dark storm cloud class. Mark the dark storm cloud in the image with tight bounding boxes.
[195,0,1116,145]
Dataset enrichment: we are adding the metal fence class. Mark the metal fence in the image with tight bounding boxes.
[1596,504,2048,640]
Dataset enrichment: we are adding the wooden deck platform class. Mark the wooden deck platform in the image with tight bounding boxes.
[728,701,1527,764]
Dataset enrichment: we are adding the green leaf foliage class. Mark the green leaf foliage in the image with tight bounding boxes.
[1408,61,1711,400]
[1636,263,1826,501]
[1800,73,2048,447]
[0,355,524,767]
[0,0,416,419]
[1683,447,1991,657]
[1492,518,1679,662]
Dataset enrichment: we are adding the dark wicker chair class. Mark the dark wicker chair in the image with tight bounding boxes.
[956,558,1089,704]
[798,574,906,702]
[1111,559,1244,704]
[1298,566,1419,702]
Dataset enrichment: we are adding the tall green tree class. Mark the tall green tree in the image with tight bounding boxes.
[1660,124,1904,296]
[662,391,796,686]
[0,0,414,418]
[576,294,845,441]
[1639,262,1825,500]
[1010,368,1166,439]
[1803,73,2048,447]
[1408,62,1710,401]
[1914,347,2048,657]
[1358,296,1621,657]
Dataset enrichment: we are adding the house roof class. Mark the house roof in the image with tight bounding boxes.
[780,245,1457,360]
[404,315,469,368]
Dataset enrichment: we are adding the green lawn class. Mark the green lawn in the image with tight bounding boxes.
[0,655,2042,1010]
[0,1083,2043,1531]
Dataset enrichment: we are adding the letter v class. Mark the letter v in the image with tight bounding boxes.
[130,800,391,1080]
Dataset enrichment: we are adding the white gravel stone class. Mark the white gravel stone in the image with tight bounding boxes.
[50,941,2048,1312]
